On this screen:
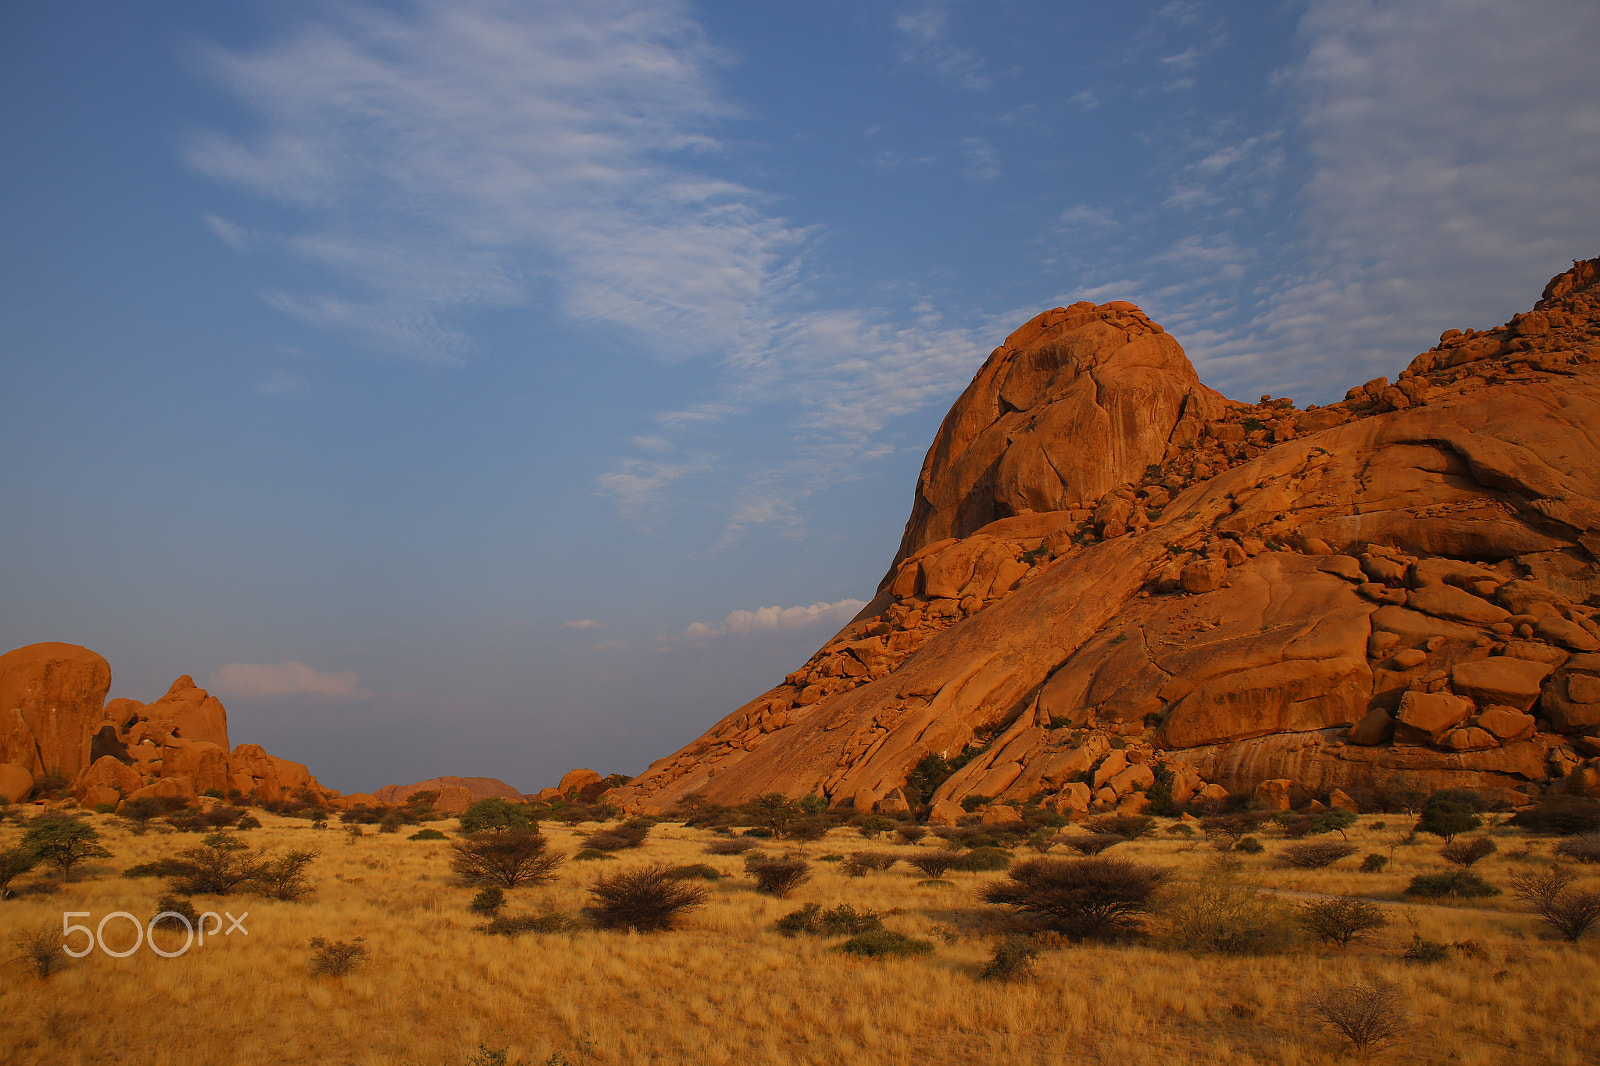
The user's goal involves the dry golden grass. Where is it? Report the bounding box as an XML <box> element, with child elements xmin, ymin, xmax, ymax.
<box><xmin>0</xmin><ymin>810</ymin><xmax>1595</xmax><ymax>1066</ymax></box>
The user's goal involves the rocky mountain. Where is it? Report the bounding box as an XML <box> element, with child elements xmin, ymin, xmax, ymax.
<box><xmin>373</xmin><ymin>775</ymin><xmax>526</xmax><ymax>813</ymax></box>
<box><xmin>612</xmin><ymin>258</ymin><xmax>1600</xmax><ymax>819</ymax></box>
<box><xmin>0</xmin><ymin>642</ymin><xmax>336</xmax><ymax>808</ymax></box>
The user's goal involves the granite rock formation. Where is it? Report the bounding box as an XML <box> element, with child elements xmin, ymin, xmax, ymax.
<box><xmin>0</xmin><ymin>642</ymin><xmax>337</xmax><ymax>809</ymax></box>
<box><xmin>613</xmin><ymin>259</ymin><xmax>1600</xmax><ymax>815</ymax></box>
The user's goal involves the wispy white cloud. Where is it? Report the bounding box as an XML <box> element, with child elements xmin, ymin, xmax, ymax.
<box><xmin>192</xmin><ymin>0</ymin><xmax>987</xmax><ymax>541</ymax></box>
<box><xmin>893</xmin><ymin>3</ymin><xmax>989</xmax><ymax>90</ymax></box>
<box><xmin>1222</xmin><ymin>0</ymin><xmax>1600</xmax><ymax>396</ymax></box>
<box><xmin>677</xmin><ymin>598</ymin><xmax>868</xmax><ymax>642</ymax></box>
<box><xmin>203</xmin><ymin>213</ymin><xmax>251</xmax><ymax>250</ymax></box>
<box><xmin>209</xmin><ymin>661</ymin><xmax>374</xmax><ymax>699</ymax></box>
<box><xmin>562</xmin><ymin>619</ymin><xmax>602</xmax><ymax>630</ymax></box>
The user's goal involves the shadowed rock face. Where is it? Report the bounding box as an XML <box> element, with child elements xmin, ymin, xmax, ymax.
<box><xmin>614</xmin><ymin>259</ymin><xmax>1600</xmax><ymax>815</ymax></box>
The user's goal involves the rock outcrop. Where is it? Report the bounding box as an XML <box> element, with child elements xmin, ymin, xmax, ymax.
<box><xmin>613</xmin><ymin>258</ymin><xmax>1600</xmax><ymax>814</ymax></box>
<box><xmin>373</xmin><ymin>775</ymin><xmax>524</xmax><ymax>813</ymax></box>
<box><xmin>0</xmin><ymin>642</ymin><xmax>338</xmax><ymax>808</ymax></box>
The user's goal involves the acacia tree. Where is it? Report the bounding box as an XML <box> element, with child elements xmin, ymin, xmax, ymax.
<box><xmin>21</xmin><ymin>814</ymin><xmax>110</xmax><ymax>880</ymax></box>
<box><xmin>450</xmin><ymin>830</ymin><xmax>563</xmax><ymax>888</ymax></box>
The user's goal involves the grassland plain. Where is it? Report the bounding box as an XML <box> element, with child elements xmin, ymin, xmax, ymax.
<box><xmin>1</xmin><ymin>809</ymin><xmax>1596</xmax><ymax>1066</ymax></box>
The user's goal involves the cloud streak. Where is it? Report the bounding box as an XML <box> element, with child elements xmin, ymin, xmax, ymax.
<box><xmin>678</xmin><ymin>598</ymin><xmax>868</xmax><ymax>642</ymax></box>
<box><xmin>209</xmin><ymin>661</ymin><xmax>374</xmax><ymax>700</ymax></box>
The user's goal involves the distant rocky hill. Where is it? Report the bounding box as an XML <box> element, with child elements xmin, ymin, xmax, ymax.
<box><xmin>612</xmin><ymin>258</ymin><xmax>1600</xmax><ymax>819</ymax></box>
<box><xmin>0</xmin><ymin>642</ymin><xmax>337</xmax><ymax>808</ymax></box>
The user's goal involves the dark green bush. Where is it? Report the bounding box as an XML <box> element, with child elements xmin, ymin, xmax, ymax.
<box><xmin>774</xmin><ymin>902</ymin><xmax>883</xmax><ymax>937</ymax></box>
<box><xmin>1401</xmin><ymin>933</ymin><xmax>1449</xmax><ymax>963</ymax></box>
<box><xmin>1359</xmin><ymin>853</ymin><xmax>1389</xmax><ymax>873</ymax></box>
<box><xmin>837</xmin><ymin>930</ymin><xmax>934</xmax><ymax>958</ymax></box>
<box><xmin>663</xmin><ymin>863</ymin><xmax>723</xmax><ymax>880</ymax></box>
<box><xmin>457</xmin><ymin>798</ymin><xmax>538</xmax><ymax>834</ymax></box>
<box><xmin>953</xmin><ymin>846</ymin><xmax>1013</xmax><ymax>872</ymax></box>
<box><xmin>478</xmin><ymin>912</ymin><xmax>573</xmax><ymax>936</ymax></box>
<box><xmin>980</xmin><ymin>856</ymin><xmax>1170</xmax><ymax>940</ymax></box>
<box><xmin>979</xmin><ymin>934</ymin><xmax>1040</xmax><ymax>981</ymax></box>
<box><xmin>470</xmin><ymin>886</ymin><xmax>506</xmax><ymax>915</ymax></box>
<box><xmin>409</xmin><ymin>828</ymin><xmax>448</xmax><ymax>841</ymax></box>
<box><xmin>1237</xmin><ymin>837</ymin><xmax>1264</xmax><ymax>855</ymax></box>
<box><xmin>1440</xmin><ymin>836</ymin><xmax>1496</xmax><ymax>868</ymax></box>
<box><xmin>1084</xmin><ymin>815</ymin><xmax>1155</xmax><ymax>839</ymax></box>
<box><xmin>1062</xmin><ymin>834</ymin><xmax>1124</xmax><ymax>856</ymax></box>
<box><xmin>1403</xmin><ymin>870</ymin><xmax>1499</xmax><ymax>899</ymax></box>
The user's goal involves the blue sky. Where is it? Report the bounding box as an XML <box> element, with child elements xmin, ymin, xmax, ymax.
<box><xmin>4</xmin><ymin>0</ymin><xmax>1598</xmax><ymax>794</ymax></box>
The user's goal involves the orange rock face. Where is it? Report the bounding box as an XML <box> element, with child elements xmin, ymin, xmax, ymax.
<box><xmin>0</xmin><ymin>643</ymin><xmax>113</xmax><ymax>779</ymax></box>
<box><xmin>614</xmin><ymin>262</ymin><xmax>1600</xmax><ymax>813</ymax></box>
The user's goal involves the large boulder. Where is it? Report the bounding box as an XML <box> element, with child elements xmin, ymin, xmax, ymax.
<box><xmin>0</xmin><ymin>763</ymin><xmax>33</xmax><ymax>803</ymax></box>
<box><xmin>0</xmin><ymin>643</ymin><xmax>113</xmax><ymax>779</ymax></box>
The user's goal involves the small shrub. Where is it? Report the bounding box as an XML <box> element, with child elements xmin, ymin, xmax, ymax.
<box><xmin>1061</xmin><ymin>834</ymin><xmax>1124</xmax><ymax>856</ymax></box>
<box><xmin>1554</xmin><ymin>833</ymin><xmax>1600</xmax><ymax>864</ymax></box>
<box><xmin>1084</xmin><ymin>815</ymin><xmax>1155</xmax><ymax>839</ymax></box>
<box><xmin>1237</xmin><ymin>837</ymin><xmax>1264</xmax><ymax>855</ymax></box>
<box><xmin>378</xmin><ymin>811</ymin><xmax>407</xmax><ymax>834</ymax></box>
<box><xmin>748</xmin><ymin>856</ymin><xmax>812</xmax><ymax>897</ymax></box>
<box><xmin>252</xmin><ymin>849</ymin><xmax>318</xmax><ymax>901</ymax></box>
<box><xmin>980</xmin><ymin>856</ymin><xmax>1169</xmax><ymax>940</ymax></box>
<box><xmin>1359</xmin><ymin>853</ymin><xmax>1389</xmax><ymax>873</ymax></box>
<box><xmin>1166</xmin><ymin>823</ymin><xmax>1195</xmax><ymax>837</ymax></box>
<box><xmin>449</xmin><ymin>830</ymin><xmax>563</xmax><ymax>888</ymax></box>
<box><xmin>236</xmin><ymin>814</ymin><xmax>262</xmax><ymax>830</ymax></box>
<box><xmin>979</xmin><ymin>934</ymin><xmax>1041</xmax><ymax>981</ymax></box>
<box><xmin>906</xmin><ymin>850</ymin><xmax>964</xmax><ymax>880</ymax></box>
<box><xmin>1440</xmin><ymin>836</ymin><xmax>1496</xmax><ymax>868</ymax></box>
<box><xmin>705</xmin><ymin>838</ymin><xmax>758</xmax><ymax>856</ymax></box>
<box><xmin>308</xmin><ymin>936</ymin><xmax>367</xmax><ymax>976</ymax></box>
<box><xmin>584</xmin><ymin>863</ymin><xmax>709</xmax><ymax>932</ymax></box>
<box><xmin>1537</xmin><ymin>890</ymin><xmax>1600</xmax><ymax>942</ymax></box>
<box><xmin>10</xmin><ymin>924</ymin><xmax>66</xmax><ymax>978</ymax></box>
<box><xmin>410</xmin><ymin>828</ymin><xmax>448</xmax><ymax>841</ymax></box>
<box><xmin>1163</xmin><ymin>878</ymin><xmax>1298</xmax><ymax>956</ymax></box>
<box><xmin>1297</xmin><ymin>896</ymin><xmax>1388</xmax><ymax>946</ymax></box>
<box><xmin>774</xmin><ymin>902</ymin><xmax>883</xmax><ymax>937</ymax></box>
<box><xmin>1403</xmin><ymin>870</ymin><xmax>1499</xmax><ymax>899</ymax></box>
<box><xmin>1510</xmin><ymin>865</ymin><xmax>1600</xmax><ymax>941</ymax></box>
<box><xmin>837</xmin><ymin>930</ymin><xmax>934</xmax><ymax>958</ymax></box>
<box><xmin>895</xmin><ymin>826</ymin><xmax>927</xmax><ymax>845</ymax></box>
<box><xmin>1279</xmin><ymin>840</ymin><xmax>1357</xmax><ymax>869</ymax></box>
<box><xmin>841</xmin><ymin>851</ymin><xmax>898</xmax><ymax>876</ymax></box>
<box><xmin>1401</xmin><ymin>933</ymin><xmax>1449</xmax><ymax>963</ymax></box>
<box><xmin>1302</xmin><ymin>980</ymin><xmax>1412</xmax><ymax>1054</ymax></box>
<box><xmin>151</xmin><ymin>894</ymin><xmax>200</xmax><ymax>931</ymax></box>
<box><xmin>478</xmin><ymin>912</ymin><xmax>573</xmax><ymax>936</ymax></box>
<box><xmin>663</xmin><ymin>863</ymin><xmax>723</xmax><ymax>881</ymax></box>
<box><xmin>470</xmin><ymin>886</ymin><xmax>506</xmax><ymax>915</ymax></box>
<box><xmin>952</xmin><ymin>846</ymin><xmax>1013</xmax><ymax>872</ymax></box>
<box><xmin>573</xmin><ymin>849</ymin><xmax>616</xmax><ymax>861</ymax></box>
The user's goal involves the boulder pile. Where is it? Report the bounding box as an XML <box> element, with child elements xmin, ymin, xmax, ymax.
<box><xmin>0</xmin><ymin>642</ymin><xmax>338</xmax><ymax>809</ymax></box>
